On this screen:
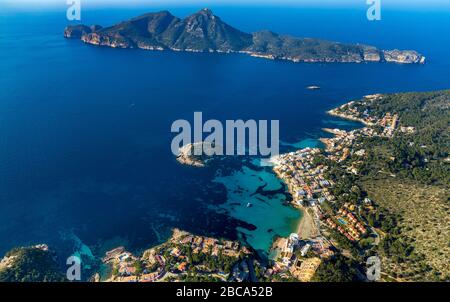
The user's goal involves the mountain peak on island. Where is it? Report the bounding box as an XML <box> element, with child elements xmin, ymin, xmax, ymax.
<box><xmin>190</xmin><ymin>8</ymin><xmax>216</xmax><ymax>21</ymax></box>
<box><xmin>186</xmin><ymin>8</ymin><xmax>215</xmax><ymax>20</ymax></box>
<box><xmin>185</xmin><ymin>8</ymin><xmax>220</xmax><ymax>27</ymax></box>
<box><xmin>64</xmin><ymin>9</ymin><xmax>425</xmax><ymax>64</ymax></box>
<box><xmin>198</xmin><ymin>8</ymin><xmax>213</xmax><ymax>15</ymax></box>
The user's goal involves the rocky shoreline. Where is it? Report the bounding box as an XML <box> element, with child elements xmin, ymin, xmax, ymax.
<box><xmin>64</xmin><ymin>9</ymin><xmax>425</xmax><ymax>65</ymax></box>
<box><xmin>326</xmin><ymin>109</ymin><xmax>374</xmax><ymax>126</ymax></box>
<box><xmin>175</xmin><ymin>142</ymin><xmax>219</xmax><ymax>167</ymax></box>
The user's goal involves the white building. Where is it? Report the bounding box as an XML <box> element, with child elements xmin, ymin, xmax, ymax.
<box><xmin>300</xmin><ymin>244</ymin><xmax>311</xmax><ymax>257</ymax></box>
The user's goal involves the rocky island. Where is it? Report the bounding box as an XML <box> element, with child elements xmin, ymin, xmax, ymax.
<box><xmin>64</xmin><ymin>8</ymin><xmax>425</xmax><ymax>64</ymax></box>
<box><xmin>176</xmin><ymin>142</ymin><xmax>220</xmax><ymax>167</ymax></box>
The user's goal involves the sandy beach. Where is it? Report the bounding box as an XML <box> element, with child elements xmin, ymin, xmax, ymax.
<box><xmin>296</xmin><ymin>208</ymin><xmax>319</xmax><ymax>239</ymax></box>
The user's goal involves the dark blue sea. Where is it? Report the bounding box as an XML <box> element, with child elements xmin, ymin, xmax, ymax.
<box><xmin>0</xmin><ymin>3</ymin><xmax>449</xmax><ymax>271</ymax></box>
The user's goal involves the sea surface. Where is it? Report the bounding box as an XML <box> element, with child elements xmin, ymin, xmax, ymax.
<box><xmin>0</xmin><ymin>4</ymin><xmax>449</xmax><ymax>272</ymax></box>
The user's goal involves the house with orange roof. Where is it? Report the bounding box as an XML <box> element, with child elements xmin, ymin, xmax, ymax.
<box><xmin>177</xmin><ymin>262</ymin><xmax>188</xmax><ymax>272</ymax></box>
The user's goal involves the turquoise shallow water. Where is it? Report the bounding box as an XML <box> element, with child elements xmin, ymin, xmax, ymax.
<box><xmin>211</xmin><ymin>137</ymin><xmax>325</xmax><ymax>253</ymax></box>
<box><xmin>213</xmin><ymin>164</ymin><xmax>301</xmax><ymax>254</ymax></box>
<box><xmin>281</xmin><ymin>138</ymin><xmax>323</xmax><ymax>149</ymax></box>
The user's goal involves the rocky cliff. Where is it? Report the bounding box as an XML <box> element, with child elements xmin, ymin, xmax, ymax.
<box><xmin>64</xmin><ymin>8</ymin><xmax>425</xmax><ymax>64</ymax></box>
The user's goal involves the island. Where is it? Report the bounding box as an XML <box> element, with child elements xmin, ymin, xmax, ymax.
<box><xmin>64</xmin><ymin>8</ymin><xmax>425</xmax><ymax>64</ymax></box>
<box><xmin>176</xmin><ymin>142</ymin><xmax>219</xmax><ymax>167</ymax></box>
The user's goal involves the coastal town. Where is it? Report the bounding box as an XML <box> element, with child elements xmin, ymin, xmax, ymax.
<box><xmin>1</xmin><ymin>91</ymin><xmax>446</xmax><ymax>283</ymax></box>
<box><xmin>98</xmin><ymin>229</ymin><xmax>258</xmax><ymax>282</ymax></box>
<box><xmin>0</xmin><ymin>0</ymin><xmax>447</xmax><ymax>287</ymax></box>
<box><xmin>92</xmin><ymin>93</ymin><xmax>415</xmax><ymax>282</ymax></box>
<box><xmin>262</xmin><ymin>93</ymin><xmax>419</xmax><ymax>281</ymax></box>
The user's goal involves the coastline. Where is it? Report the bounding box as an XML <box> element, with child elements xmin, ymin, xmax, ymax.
<box><xmin>274</xmin><ymin>100</ymin><xmax>368</xmax><ymax>245</ymax></box>
<box><xmin>326</xmin><ymin>109</ymin><xmax>373</xmax><ymax>126</ymax></box>
<box><xmin>99</xmin><ymin>228</ymin><xmax>254</xmax><ymax>282</ymax></box>
<box><xmin>64</xmin><ymin>9</ymin><xmax>426</xmax><ymax>66</ymax></box>
<box><xmin>272</xmin><ymin>174</ymin><xmax>320</xmax><ymax>242</ymax></box>
<box><xmin>295</xmin><ymin>207</ymin><xmax>319</xmax><ymax>239</ymax></box>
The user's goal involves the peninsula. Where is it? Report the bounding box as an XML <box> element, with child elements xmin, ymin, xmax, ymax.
<box><xmin>64</xmin><ymin>8</ymin><xmax>425</xmax><ymax>64</ymax></box>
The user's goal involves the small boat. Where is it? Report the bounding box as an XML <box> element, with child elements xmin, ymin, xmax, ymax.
<box><xmin>306</xmin><ymin>85</ymin><xmax>321</xmax><ymax>90</ymax></box>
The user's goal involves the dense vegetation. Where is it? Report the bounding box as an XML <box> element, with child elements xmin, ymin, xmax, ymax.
<box><xmin>312</xmin><ymin>254</ymin><xmax>361</xmax><ymax>282</ymax></box>
<box><xmin>356</xmin><ymin>90</ymin><xmax>450</xmax><ymax>185</ymax></box>
<box><xmin>65</xmin><ymin>9</ymin><xmax>423</xmax><ymax>64</ymax></box>
<box><xmin>0</xmin><ymin>247</ymin><xmax>65</xmax><ymax>282</ymax></box>
<box><xmin>325</xmin><ymin>90</ymin><xmax>449</xmax><ymax>281</ymax></box>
